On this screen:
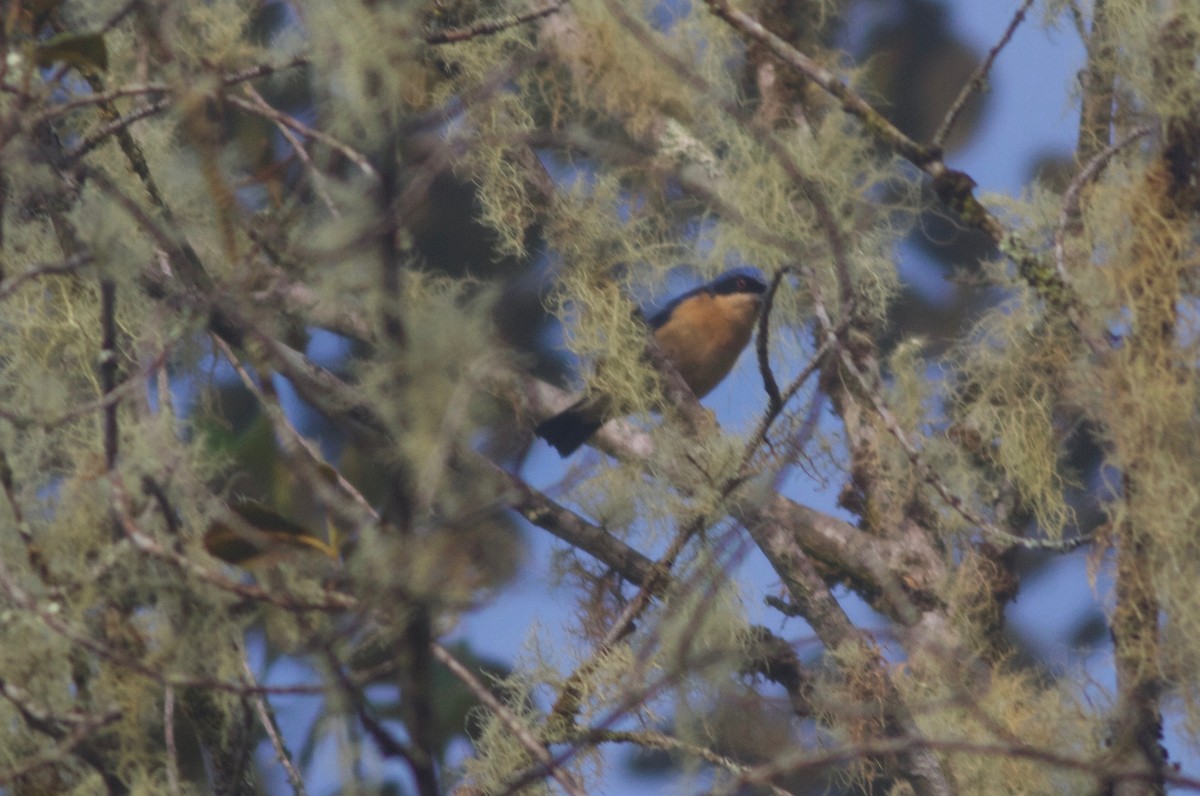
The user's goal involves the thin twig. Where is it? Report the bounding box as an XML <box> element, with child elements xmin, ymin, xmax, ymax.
<box><xmin>755</xmin><ymin>270</ymin><xmax>784</xmax><ymax>413</ymax></box>
<box><xmin>99</xmin><ymin>279</ymin><xmax>119</xmax><ymax>471</ymax></box>
<box><xmin>100</xmin><ymin>0</ymin><xmax>141</xmax><ymax>33</ymax></box>
<box><xmin>432</xmin><ymin>642</ymin><xmax>587</xmax><ymax>796</ymax></box>
<box><xmin>41</xmin><ymin>58</ymin><xmax>308</xmax><ymax>123</ymax></box>
<box><xmin>164</xmin><ymin>686</ymin><xmax>181</xmax><ymax>796</ymax></box>
<box><xmin>241</xmin><ymin>83</ymin><xmax>341</xmax><ymax>216</ymax></box>
<box><xmin>1054</xmin><ymin>123</ymin><xmax>1154</xmax><ymax>280</ymax></box>
<box><xmin>220</xmin><ymin>56</ymin><xmax>311</xmax><ymax>87</ymax></box>
<box><xmin>570</xmin><ymin>728</ymin><xmax>792</xmax><ymax>796</ymax></box>
<box><xmin>225</xmin><ymin>93</ymin><xmax>379</xmax><ymax>182</ymax></box>
<box><xmin>322</xmin><ymin>650</ymin><xmax>425</xmax><ymax>772</ymax></box>
<box><xmin>243</xmin><ymin>658</ymin><xmax>308</xmax><ymax>795</ymax></box>
<box><xmin>931</xmin><ymin>0</ymin><xmax>1035</xmax><ymax>150</ymax></box>
<box><xmin>425</xmin><ymin>0</ymin><xmax>568</xmax><ymax>44</ymax></box>
<box><xmin>211</xmin><ymin>335</ymin><xmax>377</xmax><ymax>521</ymax></box>
<box><xmin>0</xmin><ymin>252</ymin><xmax>93</xmax><ymax>300</ymax></box>
<box><xmin>740</xmin><ymin>337</ymin><xmax>830</xmax><ymax>474</ymax></box>
<box><xmin>0</xmin><ymin>342</ymin><xmax>169</xmax><ymax>431</ymax></box>
<box><xmin>66</xmin><ymin>96</ymin><xmax>171</xmax><ymax>161</ymax></box>
<box><xmin>35</xmin><ymin>83</ymin><xmax>169</xmax><ymax>120</ymax></box>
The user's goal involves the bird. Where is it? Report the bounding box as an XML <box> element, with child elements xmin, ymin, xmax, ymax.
<box><xmin>536</xmin><ymin>269</ymin><xmax>768</xmax><ymax>456</ymax></box>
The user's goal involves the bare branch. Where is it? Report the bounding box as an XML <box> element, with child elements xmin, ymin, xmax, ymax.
<box><xmin>225</xmin><ymin>93</ymin><xmax>379</xmax><ymax>183</ymax></box>
<box><xmin>0</xmin><ymin>253</ymin><xmax>93</xmax><ymax>300</ymax></box>
<box><xmin>1054</xmin><ymin>123</ymin><xmax>1154</xmax><ymax>280</ymax></box>
<box><xmin>931</xmin><ymin>0</ymin><xmax>1035</xmax><ymax>150</ymax></box>
<box><xmin>243</xmin><ymin>658</ymin><xmax>308</xmax><ymax>796</ymax></box>
<box><xmin>425</xmin><ymin>0</ymin><xmax>568</xmax><ymax>44</ymax></box>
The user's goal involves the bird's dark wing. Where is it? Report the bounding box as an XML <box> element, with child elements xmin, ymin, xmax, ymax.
<box><xmin>535</xmin><ymin>399</ymin><xmax>605</xmax><ymax>456</ymax></box>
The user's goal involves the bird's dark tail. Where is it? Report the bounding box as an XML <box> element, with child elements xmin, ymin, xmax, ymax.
<box><xmin>535</xmin><ymin>402</ymin><xmax>603</xmax><ymax>456</ymax></box>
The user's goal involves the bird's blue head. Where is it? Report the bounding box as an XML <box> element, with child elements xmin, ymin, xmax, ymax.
<box><xmin>706</xmin><ymin>268</ymin><xmax>768</xmax><ymax>298</ymax></box>
<box><xmin>648</xmin><ymin>268</ymin><xmax>768</xmax><ymax>329</ymax></box>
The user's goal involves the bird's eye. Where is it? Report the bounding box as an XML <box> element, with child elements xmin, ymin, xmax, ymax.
<box><xmin>736</xmin><ymin>278</ymin><xmax>747</xmax><ymax>290</ymax></box>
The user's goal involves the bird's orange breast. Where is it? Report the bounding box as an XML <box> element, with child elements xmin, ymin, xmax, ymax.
<box><xmin>653</xmin><ymin>292</ymin><xmax>761</xmax><ymax>398</ymax></box>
